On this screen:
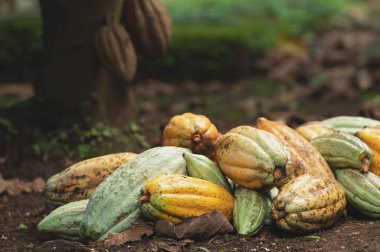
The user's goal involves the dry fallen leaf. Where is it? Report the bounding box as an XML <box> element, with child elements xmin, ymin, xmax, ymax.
<box><xmin>105</xmin><ymin>220</ymin><xmax>154</xmax><ymax>246</ymax></box>
<box><xmin>0</xmin><ymin>173</ymin><xmax>46</xmax><ymax>196</ymax></box>
<box><xmin>155</xmin><ymin>210</ymin><xmax>234</xmax><ymax>240</ymax></box>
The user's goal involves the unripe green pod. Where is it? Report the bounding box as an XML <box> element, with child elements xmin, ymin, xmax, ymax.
<box><xmin>183</xmin><ymin>152</ymin><xmax>233</xmax><ymax>194</ymax></box>
<box><xmin>334</xmin><ymin>168</ymin><xmax>380</xmax><ymax>218</ymax></box>
<box><xmin>233</xmin><ymin>188</ymin><xmax>266</xmax><ymax>236</ymax></box>
<box><xmin>37</xmin><ymin>200</ymin><xmax>88</xmax><ymax>240</ymax></box>
<box><xmin>322</xmin><ymin>116</ymin><xmax>380</xmax><ymax>135</ymax></box>
<box><xmin>262</xmin><ymin>187</ymin><xmax>278</xmax><ymax>226</ymax></box>
<box><xmin>311</xmin><ymin>132</ymin><xmax>372</xmax><ymax>172</ymax></box>
<box><xmin>263</xmin><ymin>195</ymin><xmax>274</xmax><ymax>226</ymax></box>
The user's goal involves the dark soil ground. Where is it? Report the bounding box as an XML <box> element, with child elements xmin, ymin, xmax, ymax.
<box><xmin>2</xmin><ymin>21</ymin><xmax>380</xmax><ymax>251</ymax></box>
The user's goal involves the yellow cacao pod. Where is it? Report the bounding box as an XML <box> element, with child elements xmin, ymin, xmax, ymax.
<box><xmin>215</xmin><ymin>125</ymin><xmax>293</xmax><ymax>189</ymax></box>
<box><xmin>45</xmin><ymin>152</ymin><xmax>137</xmax><ymax>205</ymax></box>
<box><xmin>140</xmin><ymin>174</ymin><xmax>234</xmax><ymax>223</ymax></box>
<box><xmin>296</xmin><ymin>121</ymin><xmax>335</xmax><ymax>141</ymax></box>
<box><xmin>272</xmin><ymin>174</ymin><xmax>346</xmax><ymax>233</ymax></box>
<box><xmin>356</xmin><ymin>127</ymin><xmax>380</xmax><ymax>176</ymax></box>
<box><xmin>162</xmin><ymin>112</ymin><xmax>220</xmax><ymax>159</ymax></box>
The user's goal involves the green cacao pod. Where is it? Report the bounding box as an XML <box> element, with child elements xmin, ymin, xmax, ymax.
<box><xmin>311</xmin><ymin>132</ymin><xmax>372</xmax><ymax>172</ymax></box>
<box><xmin>233</xmin><ymin>188</ymin><xmax>266</xmax><ymax>236</ymax></box>
<box><xmin>183</xmin><ymin>152</ymin><xmax>232</xmax><ymax>194</ymax></box>
<box><xmin>334</xmin><ymin>168</ymin><xmax>380</xmax><ymax>218</ymax></box>
<box><xmin>263</xmin><ymin>195</ymin><xmax>274</xmax><ymax>226</ymax></box>
<box><xmin>37</xmin><ymin>199</ymin><xmax>88</xmax><ymax>240</ymax></box>
<box><xmin>322</xmin><ymin>116</ymin><xmax>380</xmax><ymax>135</ymax></box>
<box><xmin>123</xmin><ymin>0</ymin><xmax>171</xmax><ymax>59</ymax></box>
<box><xmin>216</xmin><ymin>125</ymin><xmax>294</xmax><ymax>189</ymax></box>
<box><xmin>79</xmin><ymin>147</ymin><xmax>190</xmax><ymax>240</ymax></box>
<box><xmin>95</xmin><ymin>24</ymin><xmax>137</xmax><ymax>82</ymax></box>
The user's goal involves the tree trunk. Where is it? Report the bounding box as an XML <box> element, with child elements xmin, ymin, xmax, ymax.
<box><xmin>36</xmin><ymin>0</ymin><xmax>134</xmax><ymax>124</ymax></box>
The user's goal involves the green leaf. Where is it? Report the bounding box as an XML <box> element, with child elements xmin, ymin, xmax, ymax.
<box><xmin>17</xmin><ymin>223</ymin><xmax>28</xmax><ymax>231</ymax></box>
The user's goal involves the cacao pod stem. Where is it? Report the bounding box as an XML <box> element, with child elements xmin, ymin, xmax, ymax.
<box><xmin>273</xmin><ymin>209</ymin><xmax>287</xmax><ymax>220</ymax></box>
<box><xmin>140</xmin><ymin>193</ymin><xmax>150</xmax><ymax>203</ymax></box>
<box><xmin>192</xmin><ymin>133</ymin><xmax>202</xmax><ymax>145</ymax></box>
<box><xmin>274</xmin><ymin>166</ymin><xmax>287</xmax><ymax>180</ymax></box>
<box><xmin>361</xmin><ymin>157</ymin><xmax>370</xmax><ymax>173</ymax></box>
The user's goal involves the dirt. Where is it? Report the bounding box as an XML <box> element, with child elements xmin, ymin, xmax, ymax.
<box><xmin>1</xmin><ymin>193</ymin><xmax>379</xmax><ymax>251</ymax></box>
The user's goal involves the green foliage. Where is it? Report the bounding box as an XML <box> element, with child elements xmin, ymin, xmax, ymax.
<box><xmin>0</xmin><ymin>0</ymin><xmax>355</xmax><ymax>81</ymax></box>
<box><xmin>0</xmin><ymin>17</ymin><xmax>42</xmax><ymax>73</ymax></box>
<box><xmin>29</xmin><ymin>121</ymin><xmax>152</xmax><ymax>160</ymax></box>
<box><xmin>164</xmin><ymin>0</ymin><xmax>353</xmax><ymax>35</ymax></box>
<box><xmin>0</xmin><ymin>99</ymin><xmax>156</xmax><ymax>161</ymax></box>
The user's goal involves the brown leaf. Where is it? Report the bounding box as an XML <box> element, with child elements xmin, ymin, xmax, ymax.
<box><xmin>155</xmin><ymin>210</ymin><xmax>234</xmax><ymax>240</ymax></box>
<box><xmin>105</xmin><ymin>220</ymin><xmax>154</xmax><ymax>246</ymax></box>
<box><xmin>0</xmin><ymin>173</ymin><xmax>46</xmax><ymax>196</ymax></box>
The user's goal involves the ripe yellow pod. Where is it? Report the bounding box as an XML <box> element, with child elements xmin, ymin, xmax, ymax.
<box><xmin>296</xmin><ymin>121</ymin><xmax>335</xmax><ymax>141</ymax></box>
<box><xmin>45</xmin><ymin>152</ymin><xmax>137</xmax><ymax>205</ymax></box>
<box><xmin>162</xmin><ymin>112</ymin><xmax>221</xmax><ymax>159</ymax></box>
<box><xmin>140</xmin><ymin>174</ymin><xmax>234</xmax><ymax>223</ymax></box>
<box><xmin>356</xmin><ymin>127</ymin><xmax>380</xmax><ymax>176</ymax></box>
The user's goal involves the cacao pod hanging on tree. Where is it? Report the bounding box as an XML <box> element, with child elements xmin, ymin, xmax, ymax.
<box><xmin>123</xmin><ymin>0</ymin><xmax>172</xmax><ymax>59</ymax></box>
<box><xmin>94</xmin><ymin>24</ymin><xmax>138</xmax><ymax>82</ymax></box>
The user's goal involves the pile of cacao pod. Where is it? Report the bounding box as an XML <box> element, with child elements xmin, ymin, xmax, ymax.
<box><xmin>38</xmin><ymin>113</ymin><xmax>380</xmax><ymax>242</ymax></box>
<box><xmin>95</xmin><ymin>0</ymin><xmax>172</xmax><ymax>83</ymax></box>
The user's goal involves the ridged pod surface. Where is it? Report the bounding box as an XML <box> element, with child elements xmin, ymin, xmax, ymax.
<box><xmin>183</xmin><ymin>152</ymin><xmax>232</xmax><ymax>194</ymax></box>
<box><xmin>123</xmin><ymin>0</ymin><xmax>171</xmax><ymax>59</ymax></box>
<box><xmin>37</xmin><ymin>199</ymin><xmax>88</xmax><ymax>240</ymax></box>
<box><xmin>45</xmin><ymin>152</ymin><xmax>137</xmax><ymax>205</ymax></box>
<box><xmin>256</xmin><ymin>117</ymin><xmax>333</xmax><ymax>178</ymax></box>
<box><xmin>296</xmin><ymin>121</ymin><xmax>335</xmax><ymax>141</ymax></box>
<box><xmin>162</xmin><ymin>112</ymin><xmax>220</xmax><ymax>159</ymax></box>
<box><xmin>272</xmin><ymin>174</ymin><xmax>346</xmax><ymax>232</ymax></box>
<box><xmin>335</xmin><ymin>168</ymin><xmax>380</xmax><ymax>218</ymax></box>
<box><xmin>356</xmin><ymin>127</ymin><xmax>380</xmax><ymax>176</ymax></box>
<box><xmin>140</xmin><ymin>174</ymin><xmax>234</xmax><ymax>223</ymax></box>
<box><xmin>311</xmin><ymin>132</ymin><xmax>372</xmax><ymax>172</ymax></box>
<box><xmin>94</xmin><ymin>24</ymin><xmax>137</xmax><ymax>82</ymax></box>
<box><xmin>215</xmin><ymin>125</ymin><xmax>293</xmax><ymax>189</ymax></box>
<box><xmin>256</xmin><ymin>118</ymin><xmax>346</xmax><ymax>233</ymax></box>
<box><xmin>79</xmin><ymin>147</ymin><xmax>190</xmax><ymax>240</ymax></box>
<box><xmin>322</xmin><ymin>116</ymin><xmax>380</xmax><ymax>135</ymax></box>
<box><xmin>233</xmin><ymin>188</ymin><xmax>266</xmax><ymax>236</ymax></box>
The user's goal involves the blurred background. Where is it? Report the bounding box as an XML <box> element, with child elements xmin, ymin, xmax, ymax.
<box><xmin>1</xmin><ymin>0</ymin><xmax>380</xmax><ymax>172</ymax></box>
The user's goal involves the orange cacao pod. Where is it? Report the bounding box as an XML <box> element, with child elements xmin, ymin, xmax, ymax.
<box><xmin>123</xmin><ymin>0</ymin><xmax>172</xmax><ymax>59</ymax></box>
<box><xmin>94</xmin><ymin>24</ymin><xmax>137</xmax><ymax>82</ymax></box>
<box><xmin>162</xmin><ymin>112</ymin><xmax>220</xmax><ymax>159</ymax></box>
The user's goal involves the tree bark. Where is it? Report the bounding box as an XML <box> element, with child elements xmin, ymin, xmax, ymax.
<box><xmin>37</xmin><ymin>0</ymin><xmax>134</xmax><ymax>124</ymax></box>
